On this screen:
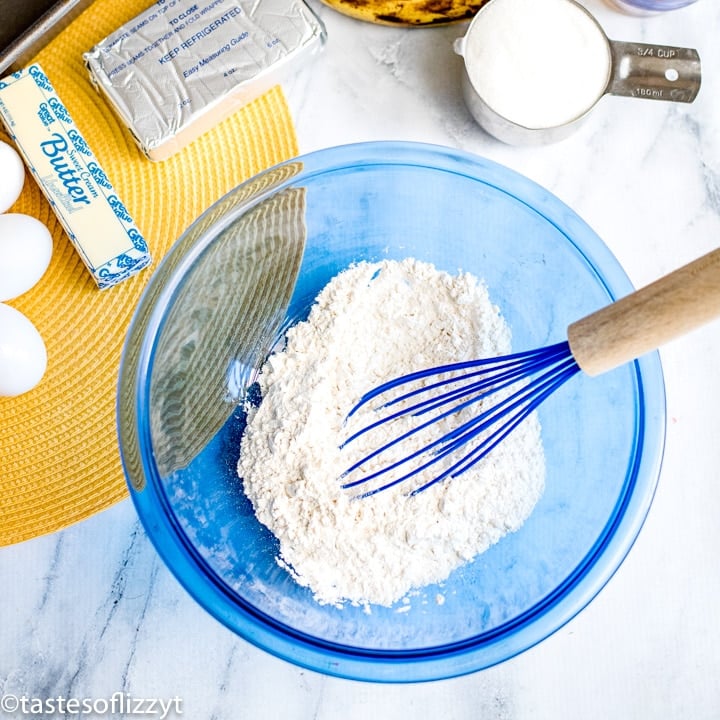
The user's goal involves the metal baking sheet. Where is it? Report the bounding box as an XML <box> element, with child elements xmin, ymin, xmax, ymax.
<box><xmin>0</xmin><ymin>0</ymin><xmax>96</xmax><ymax>76</ymax></box>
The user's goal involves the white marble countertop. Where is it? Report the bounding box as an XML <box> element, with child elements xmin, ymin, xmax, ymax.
<box><xmin>2</xmin><ymin>0</ymin><xmax>719</xmax><ymax>717</ymax></box>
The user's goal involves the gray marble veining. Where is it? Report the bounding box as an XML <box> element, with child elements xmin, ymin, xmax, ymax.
<box><xmin>2</xmin><ymin>0</ymin><xmax>719</xmax><ymax>717</ymax></box>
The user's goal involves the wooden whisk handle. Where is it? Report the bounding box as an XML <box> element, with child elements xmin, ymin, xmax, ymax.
<box><xmin>567</xmin><ymin>247</ymin><xmax>720</xmax><ymax>376</ymax></box>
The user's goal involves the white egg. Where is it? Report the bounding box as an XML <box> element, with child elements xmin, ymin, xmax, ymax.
<box><xmin>0</xmin><ymin>303</ymin><xmax>47</xmax><ymax>397</ymax></box>
<box><xmin>0</xmin><ymin>213</ymin><xmax>53</xmax><ymax>301</ymax></box>
<box><xmin>0</xmin><ymin>140</ymin><xmax>25</xmax><ymax>213</ymax></box>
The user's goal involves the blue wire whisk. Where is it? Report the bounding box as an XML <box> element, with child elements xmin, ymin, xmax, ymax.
<box><xmin>341</xmin><ymin>247</ymin><xmax>720</xmax><ymax>497</ymax></box>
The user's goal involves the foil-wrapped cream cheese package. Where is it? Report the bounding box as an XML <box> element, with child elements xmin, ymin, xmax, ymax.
<box><xmin>84</xmin><ymin>0</ymin><xmax>326</xmax><ymax>161</ymax></box>
<box><xmin>0</xmin><ymin>64</ymin><xmax>151</xmax><ymax>289</ymax></box>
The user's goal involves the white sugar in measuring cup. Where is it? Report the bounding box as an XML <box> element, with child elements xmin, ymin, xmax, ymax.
<box><xmin>454</xmin><ymin>0</ymin><xmax>701</xmax><ymax>145</ymax></box>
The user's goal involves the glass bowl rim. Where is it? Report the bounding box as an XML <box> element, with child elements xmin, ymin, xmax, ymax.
<box><xmin>117</xmin><ymin>140</ymin><xmax>666</xmax><ymax>683</ymax></box>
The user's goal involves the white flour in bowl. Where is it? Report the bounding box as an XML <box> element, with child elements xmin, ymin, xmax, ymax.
<box><xmin>238</xmin><ymin>258</ymin><xmax>545</xmax><ymax>607</ymax></box>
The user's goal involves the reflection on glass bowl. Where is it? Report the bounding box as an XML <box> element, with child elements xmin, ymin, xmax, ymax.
<box><xmin>117</xmin><ymin>141</ymin><xmax>665</xmax><ymax>682</ymax></box>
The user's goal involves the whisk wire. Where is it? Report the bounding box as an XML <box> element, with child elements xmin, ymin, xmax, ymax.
<box><xmin>423</xmin><ymin>359</ymin><xmax>580</xmax><ymax>488</ymax></box>
<box><xmin>439</xmin><ymin>355</ymin><xmax>579</xmax><ymax>452</ymax></box>
<box><xmin>413</xmin><ymin>348</ymin><xmax>574</xmax><ymax>422</ymax></box>
<box><xmin>343</xmin><ymin>342</ymin><xmax>571</xmax><ymax>448</ymax></box>
<box><xmin>380</xmin><ymin>343</ymin><xmax>570</xmax><ymax>412</ymax></box>
<box><xmin>344</xmin><ymin>356</ymin><xmax>578</xmax><ymax>497</ymax></box>
<box><xmin>347</xmin><ymin>342</ymin><xmax>570</xmax><ymax>417</ymax></box>
<box><xmin>340</xmin><ymin>369</ymin><xmax>508</xmax><ymax>452</ymax></box>
<box><xmin>341</xmin><ymin>359</ymin><xmax>547</xmax><ymax>481</ymax></box>
<box><xmin>399</xmin><ymin>360</ymin><xmax>547</xmax><ymax>420</ymax></box>
<box><xmin>341</xmin><ymin>342</ymin><xmax>580</xmax><ymax>496</ymax></box>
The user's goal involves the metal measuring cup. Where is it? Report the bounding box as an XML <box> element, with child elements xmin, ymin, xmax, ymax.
<box><xmin>454</xmin><ymin>0</ymin><xmax>701</xmax><ymax>145</ymax></box>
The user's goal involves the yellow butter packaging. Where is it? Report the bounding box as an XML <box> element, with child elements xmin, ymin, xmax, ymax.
<box><xmin>0</xmin><ymin>64</ymin><xmax>151</xmax><ymax>289</ymax></box>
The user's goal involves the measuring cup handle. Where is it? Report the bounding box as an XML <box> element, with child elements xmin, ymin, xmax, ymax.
<box><xmin>606</xmin><ymin>40</ymin><xmax>701</xmax><ymax>103</ymax></box>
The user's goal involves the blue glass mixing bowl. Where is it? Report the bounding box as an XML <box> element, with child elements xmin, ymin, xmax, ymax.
<box><xmin>117</xmin><ymin>141</ymin><xmax>665</xmax><ymax>682</ymax></box>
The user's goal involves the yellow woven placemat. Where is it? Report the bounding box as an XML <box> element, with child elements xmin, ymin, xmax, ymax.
<box><xmin>0</xmin><ymin>0</ymin><xmax>299</xmax><ymax>546</ymax></box>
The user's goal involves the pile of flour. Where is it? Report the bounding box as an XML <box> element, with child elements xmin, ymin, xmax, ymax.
<box><xmin>238</xmin><ymin>258</ymin><xmax>545</xmax><ymax>607</ymax></box>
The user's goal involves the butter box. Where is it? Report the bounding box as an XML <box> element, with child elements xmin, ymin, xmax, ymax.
<box><xmin>84</xmin><ymin>0</ymin><xmax>326</xmax><ymax>161</ymax></box>
<box><xmin>0</xmin><ymin>64</ymin><xmax>151</xmax><ymax>289</ymax></box>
